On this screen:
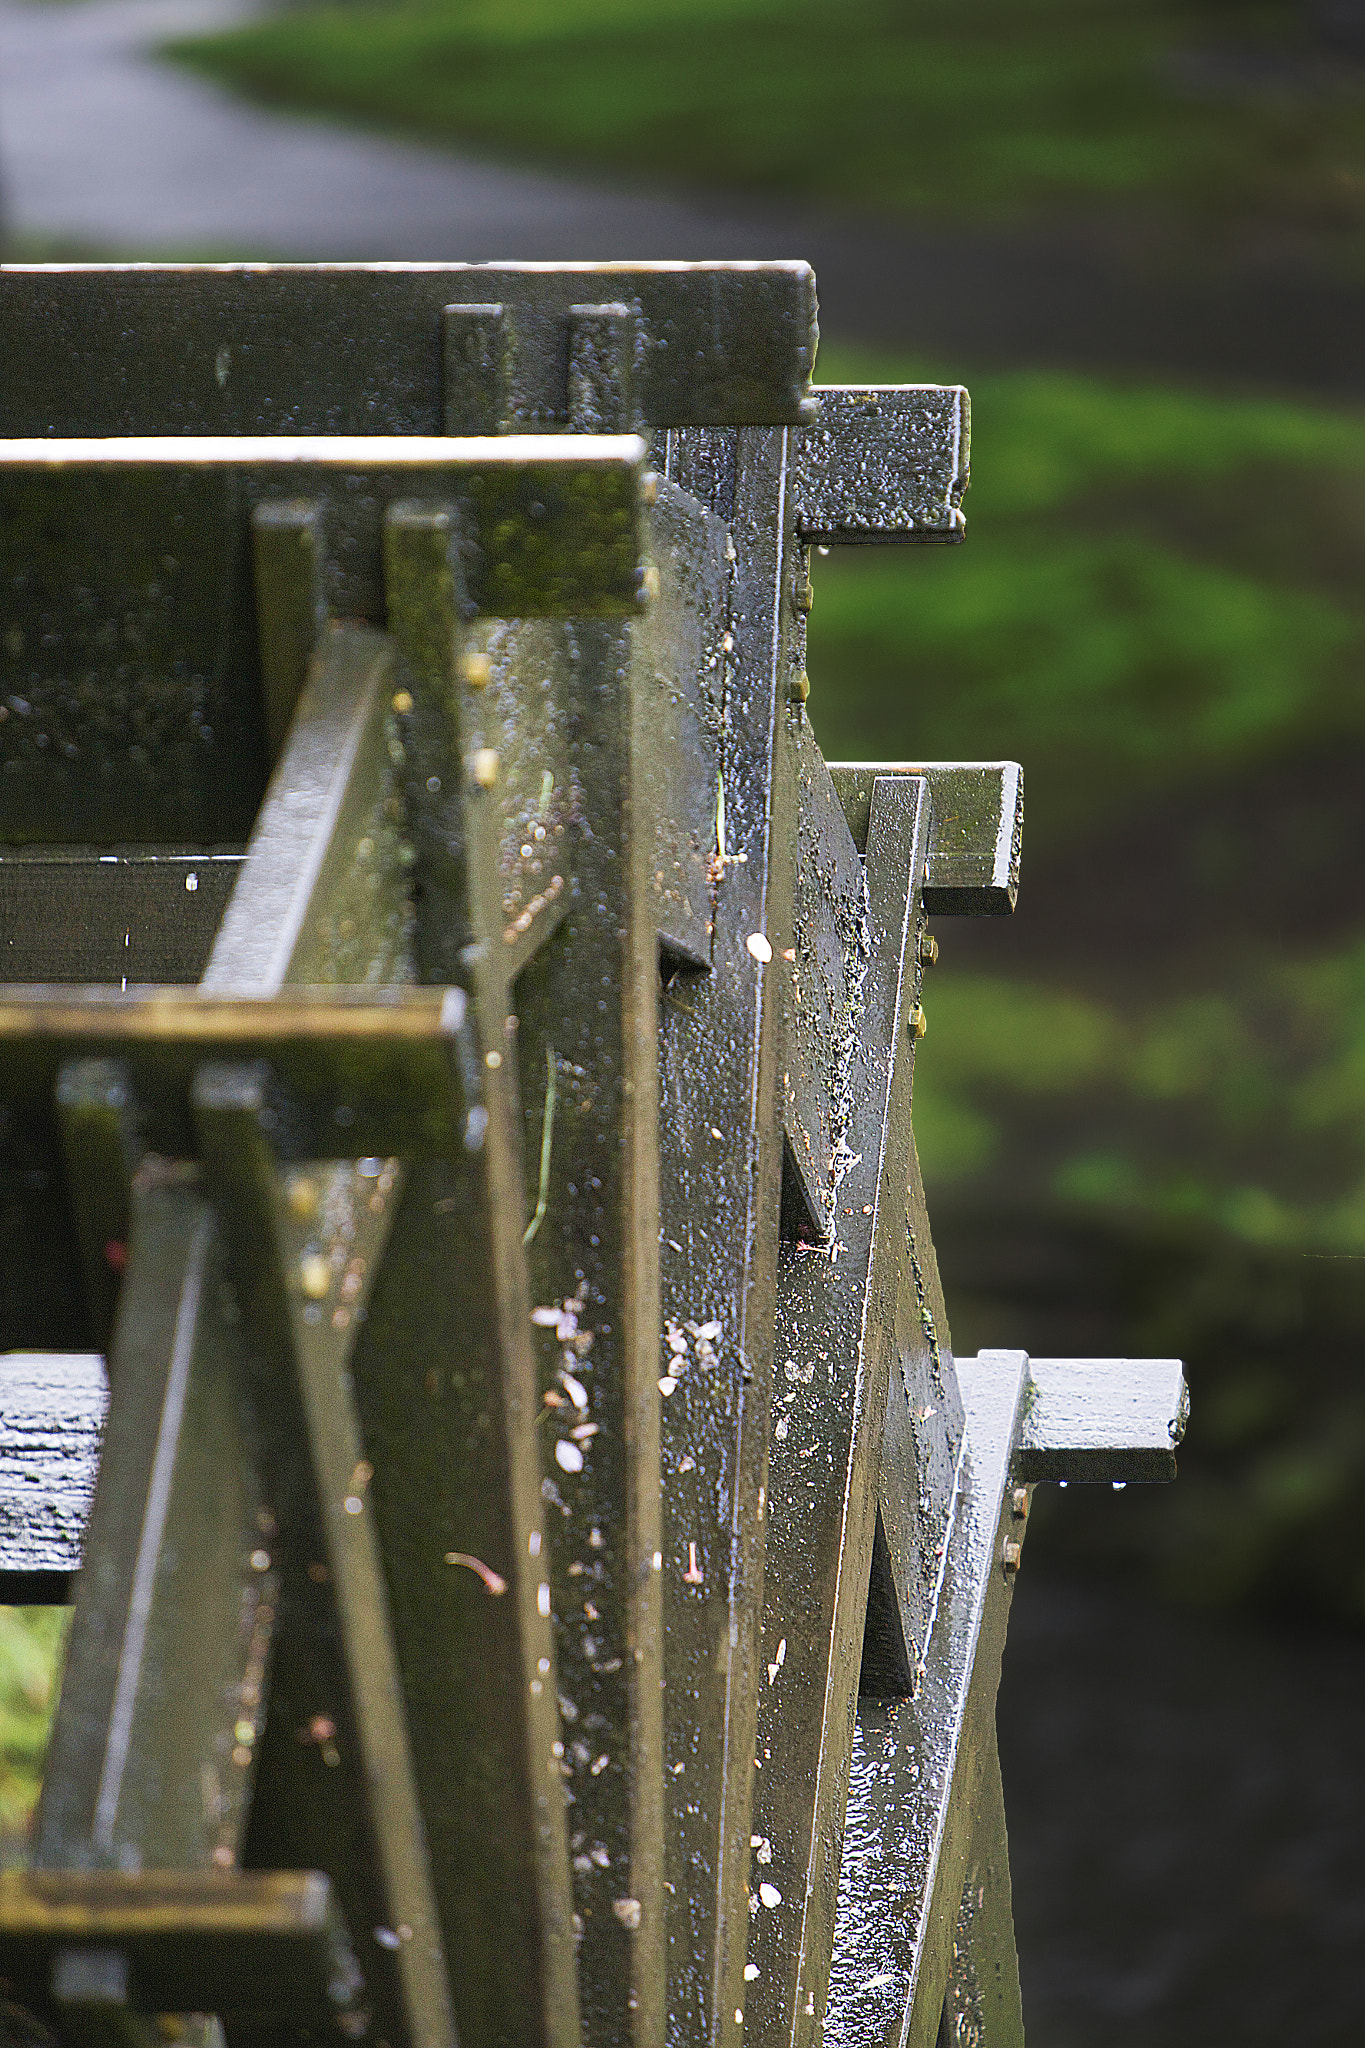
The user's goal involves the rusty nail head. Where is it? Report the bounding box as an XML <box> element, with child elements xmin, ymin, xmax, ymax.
<box><xmin>1002</xmin><ymin>1539</ymin><xmax>1023</xmax><ymax>1576</ymax></box>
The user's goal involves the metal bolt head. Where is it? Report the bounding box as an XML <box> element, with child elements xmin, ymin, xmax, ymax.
<box><xmin>641</xmin><ymin>471</ymin><xmax>660</xmax><ymax>507</ymax></box>
<box><xmin>793</xmin><ymin>576</ymin><xmax>814</xmax><ymax>614</ymax></box>
<box><xmin>908</xmin><ymin>1004</ymin><xmax>927</xmax><ymax>1040</ymax></box>
<box><xmin>390</xmin><ymin>689</ymin><xmax>414</xmax><ymax>715</ymax></box>
<box><xmin>1002</xmin><ymin>1539</ymin><xmax>1023</xmax><ymax>1576</ymax></box>
<box><xmin>470</xmin><ymin>747</ymin><xmax>500</xmax><ymax>790</ymax></box>
<box><xmin>460</xmin><ymin>650</ymin><xmax>492</xmax><ymax>690</ymax></box>
<box><xmin>917</xmin><ymin>931</ymin><xmax>939</xmax><ymax>968</ymax></box>
<box><xmin>1011</xmin><ymin>1485</ymin><xmax>1030</xmax><ymax>1520</ymax></box>
<box><xmin>790</xmin><ymin>668</ymin><xmax>811</xmax><ymax>704</ymax></box>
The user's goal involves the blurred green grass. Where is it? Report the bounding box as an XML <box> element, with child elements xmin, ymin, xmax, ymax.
<box><xmin>810</xmin><ymin>350</ymin><xmax>1365</xmax><ymax>844</ymax></box>
<box><xmin>169</xmin><ymin>0</ymin><xmax>1365</xmax><ymax>246</ymax></box>
<box><xmin>0</xmin><ymin>1609</ymin><xmax>68</xmax><ymax>1852</ymax></box>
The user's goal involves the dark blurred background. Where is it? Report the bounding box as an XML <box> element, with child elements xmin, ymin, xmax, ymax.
<box><xmin>2</xmin><ymin>1</ymin><xmax>1364</xmax><ymax>2039</ymax></box>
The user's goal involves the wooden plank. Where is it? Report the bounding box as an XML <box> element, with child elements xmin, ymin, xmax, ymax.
<box><xmin>251</xmin><ymin>499</ymin><xmax>327</xmax><ymax>758</ymax></box>
<box><xmin>653</xmin><ymin>421</ymin><xmax>802</xmax><ymax>2048</ymax></box>
<box><xmin>499</xmin><ymin>608</ymin><xmax>667</xmax><ymax>2048</ymax></box>
<box><xmin>202</xmin><ymin>624</ymin><xmax>411</xmax><ymax>993</ymax></box>
<box><xmin>1013</xmin><ymin>1355</ymin><xmax>1189</xmax><ymax>1482</ymax></box>
<box><xmin>0</xmin><ymin>436</ymin><xmax>644</xmax><ymax>843</ymax></box>
<box><xmin>32</xmin><ymin>1172</ymin><xmax>278</xmax><ymax>1887</ymax></box>
<box><xmin>779</xmin><ymin>730</ymin><xmax>877</xmax><ymax>1239</ymax></box>
<box><xmin>933</xmin><ymin>1741</ymin><xmax>1024</xmax><ymax>2048</ymax></box>
<box><xmin>0</xmin><ymin>263</ymin><xmax>817</xmax><ymax>436</ymax></box>
<box><xmin>866</xmin><ymin>1131</ymin><xmax>966</xmax><ymax>1709</ymax></box>
<box><xmin>830</xmin><ymin>763</ymin><xmax>1023</xmax><ymax>915</ymax></box>
<box><xmin>825</xmin><ymin>1353</ymin><xmax>1031</xmax><ymax>2048</ymax></box>
<box><xmin>0</xmin><ymin>997</ymin><xmax>471</xmax><ymax>1267</ymax></box>
<box><xmin>193</xmin><ymin>1072</ymin><xmax>457</xmax><ymax>2048</ymax></box>
<box><xmin>378</xmin><ymin>517</ymin><xmax>583</xmax><ymax>2048</ymax></box>
<box><xmin>451</xmin><ymin>371</ymin><xmax>686</xmax><ymax>2048</ymax></box>
<box><xmin>0</xmin><ymin>1868</ymin><xmax>365</xmax><ymax>2028</ymax></box>
<box><xmin>746</xmin><ymin>770</ymin><xmax>933</xmax><ymax>2048</ymax></box>
<box><xmin>637</xmin><ymin>483</ymin><xmax>727</xmax><ymax>970</ymax></box>
<box><xmin>791</xmin><ymin>388</ymin><xmax>969</xmax><ymax>545</ymax></box>
<box><xmin>0</xmin><ymin>855</ymin><xmax>240</xmax><ymax>986</ymax></box>
<box><xmin>0</xmin><ymin>1352</ymin><xmax>104</xmax><ymax>1597</ymax></box>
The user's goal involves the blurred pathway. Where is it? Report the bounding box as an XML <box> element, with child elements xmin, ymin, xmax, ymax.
<box><xmin>2</xmin><ymin>0</ymin><xmax>1364</xmax><ymax>392</ymax></box>
<box><xmin>0</xmin><ymin>0</ymin><xmax>783</xmax><ymax>261</ymax></box>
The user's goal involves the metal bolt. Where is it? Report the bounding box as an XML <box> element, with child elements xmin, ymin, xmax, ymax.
<box><xmin>390</xmin><ymin>689</ymin><xmax>413</xmax><ymax>715</ymax></box>
<box><xmin>793</xmin><ymin>576</ymin><xmax>814</xmax><ymax>614</ymax></box>
<box><xmin>1011</xmin><ymin>1486</ymin><xmax>1030</xmax><ymax>1520</ymax></box>
<box><xmin>641</xmin><ymin>472</ymin><xmax>660</xmax><ymax>507</ymax></box>
<box><xmin>917</xmin><ymin>931</ymin><xmax>939</xmax><ymax>968</ymax></box>
<box><xmin>1002</xmin><ymin>1539</ymin><xmax>1023</xmax><ymax>1576</ymax></box>
<box><xmin>470</xmin><ymin>748</ymin><xmax>499</xmax><ymax>789</ymax></box>
<box><xmin>908</xmin><ymin>1004</ymin><xmax>927</xmax><ymax>1040</ymax></box>
<box><xmin>790</xmin><ymin>669</ymin><xmax>810</xmax><ymax>704</ymax></box>
<box><xmin>460</xmin><ymin>650</ymin><xmax>492</xmax><ymax>690</ymax></box>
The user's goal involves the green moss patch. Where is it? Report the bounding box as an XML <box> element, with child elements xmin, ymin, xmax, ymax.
<box><xmin>169</xmin><ymin>0</ymin><xmax>1365</xmax><ymax>244</ymax></box>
